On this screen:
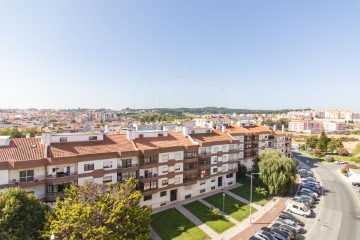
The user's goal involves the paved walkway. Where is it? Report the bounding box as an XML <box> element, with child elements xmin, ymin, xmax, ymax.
<box><xmin>175</xmin><ymin>205</ymin><xmax>219</xmax><ymax>239</ymax></box>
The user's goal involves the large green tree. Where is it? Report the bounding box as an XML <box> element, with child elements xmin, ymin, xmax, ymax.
<box><xmin>257</xmin><ymin>150</ymin><xmax>296</xmax><ymax>195</ymax></box>
<box><xmin>316</xmin><ymin>131</ymin><xmax>330</xmax><ymax>152</ymax></box>
<box><xmin>305</xmin><ymin>136</ymin><xmax>318</xmax><ymax>149</ymax></box>
<box><xmin>0</xmin><ymin>188</ymin><xmax>48</xmax><ymax>240</ymax></box>
<box><xmin>43</xmin><ymin>179</ymin><xmax>152</xmax><ymax>240</ymax></box>
<box><xmin>327</xmin><ymin>138</ymin><xmax>344</xmax><ymax>153</ymax></box>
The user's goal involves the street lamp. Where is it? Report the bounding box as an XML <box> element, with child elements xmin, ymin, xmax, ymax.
<box><xmin>250</xmin><ymin>172</ymin><xmax>261</xmax><ymax>224</ymax></box>
<box><xmin>222</xmin><ymin>193</ymin><xmax>225</xmax><ymax>212</ymax></box>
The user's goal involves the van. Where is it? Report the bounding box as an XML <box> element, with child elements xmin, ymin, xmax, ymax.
<box><xmin>285</xmin><ymin>200</ymin><xmax>311</xmax><ymax>218</ymax></box>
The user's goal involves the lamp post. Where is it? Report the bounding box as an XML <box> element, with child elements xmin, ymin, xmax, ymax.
<box><xmin>222</xmin><ymin>193</ymin><xmax>225</xmax><ymax>212</ymax></box>
<box><xmin>250</xmin><ymin>172</ymin><xmax>261</xmax><ymax>224</ymax></box>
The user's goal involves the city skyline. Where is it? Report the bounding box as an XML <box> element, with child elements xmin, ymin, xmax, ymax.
<box><xmin>1</xmin><ymin>1</ymin><xmax>360</xmax><ymax>110</ymax></box>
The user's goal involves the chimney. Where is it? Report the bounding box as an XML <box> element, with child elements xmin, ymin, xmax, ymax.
<box><xmin>273</xmin><ymin>125</ymin><xmax>277</xmax><ymax>132</ymax></box>
<box><xmin>282</xmin><ymin>125</ymin><xmax>285</xmax><ymax>133</ymax></box>
<box><xmin>126</xmin><ymin>129</ymin><xmax>135</xmax><ymax>141</ymax></box>
<box><xmin>222</xmin><ymin>125</ymin><xmax>226</xmax><ymax>133</ymax></box>
<box><xmin>182</xmin><ymin>127</ymin><xmax>189</xmax><ymax>137</ymax></box>
<box><xmin>41</xmin><ymin>132</ymin><xmax>52</xmax><ymax>145</ymax></box>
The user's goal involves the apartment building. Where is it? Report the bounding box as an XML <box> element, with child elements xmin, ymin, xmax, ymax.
<box><xmin>288</xmin><ymin>120</ymin><xmax>345</xmax><ymax>133</ymax></box>
<box><xmin>0</xmin><ymin>123</ymin><xmax>292</xmax><ymax>209</ymax></box>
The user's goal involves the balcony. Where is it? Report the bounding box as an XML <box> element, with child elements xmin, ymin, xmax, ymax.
<box><xmin>46</xmin><ymin>172</ymin><xmax>78</xmax><ymax>183</ymax></box>
<box><xmin>8</xmin><ymin>175</ymin><xmax>45</xmax><ymax>186</ymax></box>
<box><xmin>139</xmin><ymin>173</ymin><xmax>158</xmax><ymax>182</ymax></box>
<box><xmin>117</xmin><ymin>164</ymin><xmax>139</xmax><ymax>173</ymax></box>
<box><xmin>183</xmin><ymin>177</ymin><xmax>197</xmax><ymax>185</ymax></box>
<box><xmin>199</xmin><ymin>151</ymin><xmax>211</xmax><ymax>156</ymax></box>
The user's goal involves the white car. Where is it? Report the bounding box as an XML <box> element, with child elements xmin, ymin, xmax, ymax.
<box><xmin>336</xmin><ymin>160</ymin><xmax>348</xmax><ymax>165</ymax></box>
<box><xmin>285</xmin><ymin>199</ymin><xmax>311</xmax><ymax>218</ymax></box>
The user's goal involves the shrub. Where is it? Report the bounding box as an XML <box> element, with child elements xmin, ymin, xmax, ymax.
<box><xmin>207</xmin><ymin>207</ymin><xmax>220</xmax><ymax>217</ymax></box>
<box><xmin>324</xmin><ymin>155</ymin><xmax>335</xmax><ymax>162</ymax></box>
<box><xmin>233</xmin><ymin>203</ymin><xmax>240</xmax><ymax>210</ymax></box>
<box><xmin>341</xmin><ymin>168</ymin><xmax>347</xmax><ymax>174</ymax></box>
<box><xmin>177</xmin><ymin>225</ymin><xmax>185</xmax><ymax>232</ymax></box>
<box><xmin>350</xmin><ymin>156</ymin><xmax>360</xmax><ymax>163</ymax></box>
<box><xmin>313</xmin><ymin>148</ymin><xmax>322</xmax><ymax>157</ymax></box>
<box><xmin>338</xmin><ymin>148</ymin><xmax>349</xmax><ymax>156</ymax></box>
<box><xmin>344</xmin><ymin>164</ymin><xmax>357</xmax><ymax>172</ymax></box>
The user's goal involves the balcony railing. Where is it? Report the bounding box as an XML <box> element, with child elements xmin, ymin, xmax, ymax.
<box><xmin>9</xmin><ymin>175</ymin><xmax>45</xmax><ymax>184</ymax></box>
<box><xmin>139</xmin><ymin>173</ymin><xmax>158</xmax><ymax>179</ymax></box>
<box><xmin>117</xmin><ymin>163</ymin><xmax>138</xmax><ymax>168</ymax></box>
<box><xmin>199</xmin><ymin>151</ymin><xmax>211</xmax><ymax>156</ymax></box>
<box><xmin>46</xmin><ymin>172</ymin><xmax>78</xmax><ymax>179</ymax></box>
<box><xmin>183</xmin><ymin>177</ymin><xmax>197</xmax><ymax>183</ymax></box>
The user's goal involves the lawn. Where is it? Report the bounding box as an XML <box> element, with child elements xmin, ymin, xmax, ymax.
<box><xmin>151</xmin><ymin>208</ymin><xmax>210</xmax><ymax>240</ymax></box>
<box><xmin>299</xmin><ymin>149</ymin><xmax>355</xmax><ymax>162</ymax></box>
<box><xmin>183</xmin><ymin>201</ymin><xmax>235</xmax><ymax>233</ymax></box>
<box><xmin>231</xmin><ymin>177</ymin><xmax>270</xmax><ymax>205</ymax></box>
<box><xmin>203</xmin><ymin>193</ymin><xmax>256</xmax><ymax>222</ymax></box>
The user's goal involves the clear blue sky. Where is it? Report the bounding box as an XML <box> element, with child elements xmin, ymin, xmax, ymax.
<box><xmin>0</xmin><ymin>1</ymin><xmax>359</xmax><ymax>110</ymax></box>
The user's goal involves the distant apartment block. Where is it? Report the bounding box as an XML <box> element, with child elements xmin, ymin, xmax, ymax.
<box><xmin>0</xmin><ymin>123</ymin><xmax>291</xmax><ymax>209</ymax></box>
<box><xmin>288</xmin><ymin>120</ymin><xmax>345</xmax><ymax>133</ymax></box>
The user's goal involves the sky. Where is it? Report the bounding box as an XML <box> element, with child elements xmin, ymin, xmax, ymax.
<box><xmin>0</xmin><ymin>0</ymin><xmax>359</xmax><ymax>111</ymax></box>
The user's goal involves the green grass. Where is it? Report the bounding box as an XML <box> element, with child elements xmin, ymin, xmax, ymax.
<box><xmin>231</xmin><ymin>177</ymin><xmax>270</xmax><ymax>205</ymax></box>
<box><xmin>203</xmin><ymin>193</ymin><xmax>256</xmax><ymax>222</ymax></box>
<box><xmin>183</xmin><ymin>201</ymin><xmax>235</xmax><ymax>233</ymax></box>
<box><xmin>151</xmin><ymin>208</ymin><xmax>210</xmax><ymax>240</ymax></box>
<box><xmin>299</xmin><ymin>149</ymin><xmax>355</xmax><ymax>162</ymax></box>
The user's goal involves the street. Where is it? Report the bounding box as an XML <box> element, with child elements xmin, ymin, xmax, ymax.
<box><xmin>293</xmin><ymin>152</ymin><xmax>360</xmax><ymax>240</ymax></box>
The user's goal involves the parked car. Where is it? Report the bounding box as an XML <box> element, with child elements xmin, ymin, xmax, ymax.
<box><xmin>271</xmin><ymin>223</ymin><xmax>296</xmax><ymax>240</ymax></box>
<box><xmin>299</xmin><ymin>188</ymin><xmax>319</xmax><ymax>198</ymax></box>
<box><xmin>352</xmin><ymin>181</ymin><xmax>360</xmax><ymax>187</ymax></box>
<box><xmin>293</xmin><ymin>197</ymin><xmax>312</xmax><ymax>207</ymax></box>
<box><xmin>304</xmin><ymin>176</ymin><xmax>317</xmax><ymax>182</ymax></box>
<box><xmin>255</xmin><ymin>230</ymin><xmax>277</xmax><ymax>240</ymax></box>
<box><xmin>335</xmin><ymin>160</ymin><xmax>348</xmax><ymax>165</ymax></box>
<box><xmin>279</xmin><ymin>211</ymin><xmax>303</xmax><ymax>225</ymax></box>
<box><xmin>260</xmin><ymin>227</ymin><xmax>290</xmax><ymax>240</ymax></box>
<box><xmin>301</xmin><ymin>180</ymin><xmax>320</xmax><ymax>187</ymax></box>
<box><xmin>301</xmin><ymin>184</ymin><xmax>321</xmax><ymax>194</ymax></box>
<box><xmin>285</xmin><ymin>199</ymin><xmax>311</xmax><ymax>218</ymax></box>
<box><xmin>295</xmin><ymin>193</ymin><xmax>314</xmax><ymax>203</ymax></box>
<box><xmin>275</xmin><ymin>218</ymin><xmax>302</xmax><ymax>233</ymax></box>
<box><xmin>249</xmin><ymin>236</ymin><xmax>265</xmax><ymax>240</ymax></box>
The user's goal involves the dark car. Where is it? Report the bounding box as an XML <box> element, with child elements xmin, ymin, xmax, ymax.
<box><xmin>255</xmin><ymin>229</ymin><xmax>277</xmax><ymax>240</ymax></box>
<box><xmin>271</xmin><ymin>223</ymin><xmax>296</xmax><ymax>240</ymax></box>
<box><xmin>352</xmin><ymin>182</ymin><xmax>360</xmax><ymax>187</ymax></box>
<box><xmin>279</xmin><ymin>211</ymin><xmax>303</xmax><ymax>225</ymax></box>
<box><xmin>260</xmin><ymin>227</ymin><xmax>289</xmax><ymax>240</ymax></box>
<box><xmin>301</xmin><ymin>185</ymin><xmax>321</xmax><ymax>194</ymax></box>
<box><xmin>249</xmin><ymin>236</ymin><xmax>264</xmax><ymax>240</ymax></box>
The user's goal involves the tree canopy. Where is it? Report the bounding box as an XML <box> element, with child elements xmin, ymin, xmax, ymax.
<box><xmin>43</xmin><ymin>179</ymin><xmax>152</xmax><ymax>240</ymax></box>
<box><xmin>327</xmin><ymin>138</ymin><xmax>344</xmax><ymax>153</ymax></box>
<box><xmin>0</xmin><ymin>188</ymin><xmax>48</xmax><ymax>240</ymax></box>
<box><xmin>305</xmin><ymin>136</ymin><xmax>318</xmax><ymax>149</ymax></box>
<box><xmin>257</xmin><ymin>150</ymin><xmax>296</xmax><ymax>195</ymax></box>
<box><xmin>316</xmin><ymin>131</ymin><xmax>330</xmax><ymax>152</ymax></box>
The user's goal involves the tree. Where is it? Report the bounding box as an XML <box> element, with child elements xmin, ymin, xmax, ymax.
<box><xmin>352</xmin><ymin>143</ymin><xmax>360</xmax><ymax>155</ymax></box>
<box><xmin>313</xmin><ymin>148</ymin><xmax>323</xmax><ymax>157</ymax></box>
<box><xmin>305</xmin><ymin>136</ymin><xmax>318</xmax><ymax>149</ymax></box>
<box><xmin>324</xmin><ymin>155</ymin><xmax>335</xmax><ymax>162</ymax></box>
<box><xmin>327</xmin><ymin>138</ymin><xmax>344</xmax><ymax>153</ymax></box>
<box><xmin>237</xmin><ymin>163</ymin><xmax>247</xmax><ymax>178</ymax></box>
<box><xmin>316</xmin><ymin>131</ymin><xmax>329</xmax><ymax>152</ymax></box>
<box><xmin>338</xmin><ymin>147</ymin><xmax>349</xmax><ymax>156</ymax></box>
<box><xmin>43</xmin><ymin>179</ymin><xmax>152</xmax><ymax>240</ymax></box>
<box><xmin>0</xmin><ymin>188</ymin><xmax>48</xmax><ymax>240</ymax></box>
<box><xmin>257</xmin><ymin>150</ymin><xmax>296</xmax><ymax>195</ymax></box>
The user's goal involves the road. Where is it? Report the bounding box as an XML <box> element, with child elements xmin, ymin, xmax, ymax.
<box><xmin>293</xmin><ymin>151</ymin><xmax>360</xmax><ymax>240</ymax></box>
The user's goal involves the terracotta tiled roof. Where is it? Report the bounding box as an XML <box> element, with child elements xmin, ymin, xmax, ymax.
<box><xmin>226</xmin><ymin>124</ymin><xmax>252</xmax><ymax>135</ymax></box>
<box><xmin>0</xmin><ymin>138</ymin><xmax>45</xmax><ymax>162</ymax></box>
<box><xmin>48</xmin><ymin>134</ymin><xmax>136</xmax><ymax>158</ymax></box>
<box><xmin>134</xmin><ymin>132</ymin><xmax>196</xmax><ymax>151</ymax></box>
<box><xmin>274</xmin><ymin>130</ymin><xmax>292</xmax><ymax>136</ymax></box>
<box><xmin>190</xmin><ymin>129</ymin><xmax>234</xmax><ymax>146</ymax></box>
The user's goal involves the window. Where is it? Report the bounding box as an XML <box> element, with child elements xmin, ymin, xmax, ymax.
<box><xmin>144</xmin><ymin>195</ymin><xmax>152</xmax><ymax>201</ymax></box>
<box><xmin>213</xmin><ymin>147</ymin><xmax>218</xmax><ymax>152</ymax></box>
<box><xmin>185</xmin><ymin>151</ymin><xmax>197</xmax><ymax>158</ymax></box>
<box><xmin>139</xmin><ymin>134</ymin><xmax>144</xmax><ymax>138</ymax></box>
<box><xmin>222</xmin><ymin>146</ymin><xmax>226</xmax><ymax>151</ymax></box>
<box><xmin>19</xmin><ymin>170</ymin><xmax>34</xmax><ymax>182</ymax></box>
<box><xmin>160</xmin><ymin>202</ymin><xmax>166</xmax><ymax>206</ymax></box>
<box><xmin>142</xmin><ymin>181</ymin><xmax>157</xmax><ymax>191</ymax></box>
<box><xmin>60</xmin><ymin>137</ymin><xmax>67</xmax><ymax>142</ymax></box>
<box><xmin>141</xmin><ymin>155</ymin><xmax>158</xmax><ymax>164</ymax></box>
<box><xmin>213</xmin><ymin>168</ymin><xmax>218</xmax><ymax>173</ymax></box>
<box><xmin>228</xmin><ymin>182</ymin><xmax>233</xmax><ymax>185</ymax></box>
<box><xmin>122</xmin><ymin>159</ymin><xmax>132</xmax><ymax>168</ymax></box>
<box><xmin>213</xmin><ymin>157</ymin><xmax>218</xmax><ymax>163</ymax></box>
<box><xmin>89</xmin><ymin>136</ymin><xmax>97</xmax><ymax>140</ymax></box>
<box><xmin>200</xmin><ymin>180</ymin><xmax>206</xmax><ymax>185</ymax></box>
<box><xmin>174</xmin><ymin>153</ymin><xmax>181</xmax><ymax>160</ymax></box>
<box><xmin>103</xmin><ymin>161</ymin><xmax>112</xmax><ymax>169</ymax></box>
<box><xmin>84</xmin><ymin>164</ymin><xmax>94</xmax><ymax>171</ymax></box>
<box><xmin>160</xmin><ymin>191</ymin><xmax>167</xmax><ymax>197</ymax></box>
<box><xmin>200</xmin><ymin>189</ymin><xmax>205</xmax><ymax>193</ymax></box>
<box><xmin>222</xmin><ymin>156</ymin><xmax>227</xmax><ymax>161</ymax></box>
<box><xmin>162</xmin><ymin>166</ymin><xmax>168</xmax><ymax>173</ymax></box>
<box><xmin>103</xmin><ymin>176</ymin><xmax>112</xmax><ymax>184</ymax></box>
<box><xmin>158</xmin><ymin>133</ymin><xmax>163</xmax><ymax>137</ymax></box>
<box><xmin>185</xmin><ymin>194</ymin><xmax>191</xmax><ymax>199</ymax></box>
<box><xmin>211</xmin><ymin>178</ymin><xmax>215</xmax><ymax>182</ymax></box>
<box><xmin>174</xmin><ymin>165</ymin><xmax>181</xmax><ymax>171</ymax></box>
<box><xmin>162</xmin><ymin>179</ymin><xmax>168</xmax><ymax>186</ymax></box>
<box><xmin>117</xmin><ymin>171</ymin><xmax>137</xmax><ymax>182</ymax></box>
<box><xmin>221</xmin><ymin>166</ymin><xmax>226</xmax><ymax>172</ymax></box>
<box><xmin>174</xmin><ymin>177</ymin><xmax>180</xmax><ymax>183</ymax></box>
<box><xmin>162</xmin><ymin>154</ymin><xmax>169</xmax><ymax>162</ymax></box>
<box><xmin>211</xmin><ymin>186</ymin><xmax>215</xmax><ymax>190</ymax></box>
<box><xmin>226</xmin><ymin>173</ymin><xmax>233</xmax><ymax>178</ymax></box>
